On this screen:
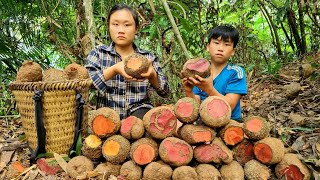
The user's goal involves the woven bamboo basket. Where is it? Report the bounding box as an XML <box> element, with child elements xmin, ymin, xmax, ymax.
<box><xmin>9</xmin><ymin>79</ymin><xmax>92</xmax><ymax>154</ymax></box>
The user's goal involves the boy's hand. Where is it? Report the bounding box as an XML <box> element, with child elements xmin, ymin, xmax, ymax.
<box><xmin>187</xmin><ymin>73</ymin><xmax>214</xmax><ymax>94</ymax></box>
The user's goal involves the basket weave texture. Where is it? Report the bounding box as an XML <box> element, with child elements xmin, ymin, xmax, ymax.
<box><xmin>10</xmin><ymin>79</ymin><xmax>92</xmax><ymax>154</ymax></box>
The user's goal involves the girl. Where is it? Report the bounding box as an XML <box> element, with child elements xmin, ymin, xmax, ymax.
<box><xmin>85</xmin><ymin>4</ymin><xmax>169</xmax><ymax>119</ymax></box>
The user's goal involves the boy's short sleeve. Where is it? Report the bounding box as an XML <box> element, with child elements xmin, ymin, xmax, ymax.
<box><xmin>225</xmin><ymin>66</ymin><xmax>247</xmax><ymax>95</ymax></box>
<box><xmin>193</xmin><ymin>86</ymin><xmax>208</xmax><ymax>101</ymax></box>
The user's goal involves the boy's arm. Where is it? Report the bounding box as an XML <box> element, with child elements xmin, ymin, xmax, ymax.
<box><xmin>207</xmin><ymin>88</ymin><xmax>241</xmax><ymax>110</ymax></box>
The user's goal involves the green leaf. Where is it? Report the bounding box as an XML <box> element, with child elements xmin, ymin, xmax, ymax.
<box><xmin>180</xmin><ymin>18</ymin><xmax>192</xmax><ymax>32</ymax></box>
<box><xmin>75</xmin><ymin>132</ymin><xmax>82</xmax><ymax>156</ymax></box>
<box><xmin>18</xmin><ymin>134</ymin><xmax>26</xmax><ymax>141</ymax></box>
<box><xmin>289</xmin><ymin>127</ymin><xmax>315</xmax><ymax>132</ymax></box>
<box><xmin>36</xmin><ymin>152</ymin><xmax>54</xmax><ymax>159</ymax></box>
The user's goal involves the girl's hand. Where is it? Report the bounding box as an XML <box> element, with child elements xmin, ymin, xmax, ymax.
<box><xmin>140</xmin><ymin>60</ymin><xmax>157</xmax><ymax>81</ymax></box>
<box><xmin>182</xmin><ymin>78</ymin><xmax>194</xmax><ymax>93</ymax></box>
<box><xmin>113</xmin><ymin>61</ymin><xmax>136</xmax><ymax>80</ymax></box>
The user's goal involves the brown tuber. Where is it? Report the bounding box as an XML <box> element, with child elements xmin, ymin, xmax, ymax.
<box><xmin>105</xmin><ymin>162</ymin><xmax>121</xmax><ymax>176</ymax></box>
<box><xmin>179</xmin><ymin>124</ymin><xmax>216</xmax><ymax>145</ymax></box>
<box><xmin>64</xmin><ymin>63</ymin><xmax>89</xmax><ymax>80</ymax></box>
<box><xmin>244</xmin><ymin>159</ymin><xmax>271</xmax><ymax>180</ymax></box>
<box><xmin>254</xmin><ymin>137</ymin><xmax>285</xmax><ymax>165</ymax></box>
<box><xmin>42</xmin><ymin>68</ymin><xmax>67</xmax><ymax>82</ymax></box>
<box><xmin>172</xmin><ymin>166</ymin><xmax>198</xmax><ymax>180</ymax></box>
<box><xmin>232</xmin><ymin>139</ymin><xmax>254</xmax><ymax>166</ymax></box>
<box><xmin>81</xmin><ymin>134</ymin><xmax>102</xmax><ymax>159</ymax></box>
<box><xmin>181</xmin><ymin>57</ymin><xmax>211</xmax><ymax>78</ymax></box>
<box><xmin>195</xmin><ymin>164</ymin><xmax>221</xmax><ymax>180</ymax></box>
<box><xmin>193</xmin><ymin>137</ymin><xmax>233</xmax><ymax>164</ymax></box>
<box><xmin>220</xmin><ymin>161</ymin><xmax>245</xmax><ymax>180</ymax></box>
<box><xmin>275</xmin><ymin>153</ymin><xmax>310</xmax><ymax>180</ymax></box>
<box><xmin>143</xmin><ymin>106</ymin><xmax>177</xmax><ymax>139</ymax></box>
<box><xmin>124</xmin><ymin>53</ymin><xmax>151</xmax><ymax>79</ymax></box>
<box><xmin>283</xmin><ymin>82</ymin><xmax>301</xmax><ymax>99</ymax></box>
<box><xmin>66</xmin><ymin>156</ymin><xmax>94</xmax><ymax>179</ymax></box>
<box><xmin>173</xmin><ymin>97</ymin><xmax>200</xmax><ymax>123</ymax></box>
<box><xmin>16</xmin><ymin>60</ymin><xmax>42</xmax><ymax>82</ymax></box>
<box><xmin>89</xmin><ymin>107</ymin><xmax>120</xmax><ymax>138</ymax></box>
<box><xmin>120</xmin><ymin>116</ymin><xmax>144</xmax><ymax>140</ymax></box>
<box><xmin>102</xmin><ymin>135</ymin><xmax>130</xmax><ymax>164</ymax></box>
<box><xmin>143</xmin><ymin>161</ymin><xmax>173</xmax><ymax>180</ymax></box>
<box><xmin>199</xmin><ymin>96</ymin><xmax>231</xmax><ymax>128</ymax></box>
<box><xmin>243</xmin><ymin>116</ymin><xmax>270</xmax><ymax>141</ymax></box>
<box><xmin>130</xmin><ymin>138</ymin><xmax>159</xmax><ymax>165</ymax></box>
<box><xmin>159</xmin><ymin>137</ymin><xmax>193</xmax><ymax>167</ymax></box>
<box><xmin>93</xmin><ymin>163</ymin><xmax>112</xmax><ymax>179</ymax></box>
<box><xmin>119</xmin><ymin>160</ymin><xmax>142</xmax><ymax>180</ymax></box>
<box><xmin>219</xmin><ymin>120</ymin><xmax>244</xmax><ymax>146</ymax></box>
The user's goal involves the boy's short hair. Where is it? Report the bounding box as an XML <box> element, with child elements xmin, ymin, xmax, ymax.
<box><xmin>207</xmin><ymin>25</ymin><xmax>239</xmax><ymax>47</ymax></box>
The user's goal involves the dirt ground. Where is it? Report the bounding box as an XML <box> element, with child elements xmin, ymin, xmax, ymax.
<box><xmin>0</xmin><ymin>52</ymin><xmax>319</xmax><ymax>179</ymax></box>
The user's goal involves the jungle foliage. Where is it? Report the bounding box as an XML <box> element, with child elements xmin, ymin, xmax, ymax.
<box><xmin>0</xmin><ymin>0</ymin><xmax>319</xmax><ymax>115</ymax></box>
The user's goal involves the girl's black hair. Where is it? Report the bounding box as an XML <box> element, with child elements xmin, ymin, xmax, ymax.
<box><xmin>207</xmin><ymin>25</ymin><xmax>239</xmax><ymax>47</ymax></box>
<box><xmin>107</xmin><ymin>4</ymin><xmax>139</xmax><ymax>28</ymax></box>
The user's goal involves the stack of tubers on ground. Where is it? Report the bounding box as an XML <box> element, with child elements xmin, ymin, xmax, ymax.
<box><xmin>15</xmin><ymin>60</ymin><xmax>89</xmax><ymax>82</ymax></box>
<box><xmin>67</xmin><ymin>96</ymin><xmax>311</xmax><ymax>180</ymax></box>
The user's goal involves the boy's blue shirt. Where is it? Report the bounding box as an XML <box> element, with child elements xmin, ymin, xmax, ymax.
<box><xmin>193</xmin><ymin>64</ymin><xmax>247</xmax><ymax>121</ymax></box>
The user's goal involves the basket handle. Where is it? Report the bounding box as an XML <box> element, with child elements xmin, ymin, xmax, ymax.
<box><xmin>69</xmin><ymin>89</ymin><xmax>85</xmax><ymax>158</ymax></box>
<box><xmin>30</xmin><ymin>90</ymin><xmax>46</xmax><ymax>163</ymax></box>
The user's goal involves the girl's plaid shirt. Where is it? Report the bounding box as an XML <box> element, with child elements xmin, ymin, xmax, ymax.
<box><xmin>85</xmin><ymin>43</ymin><xmax>170</xmax><ymax>119</ymax></box>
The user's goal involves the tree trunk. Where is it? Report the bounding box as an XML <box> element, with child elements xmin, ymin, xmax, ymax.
<box><xmin>286</xmin><ymin>8</ymin><xmax>302</xmax><ymax>55</ymax></box>
<box><xmin>160</xmin><ymin>0</ymin><xmax>190</xmax><ymax>59</ymax></box>
<box><xmin>297</xmin><ymin>0</ymin><xmax>306</xmax><ymax>55</ymax></box>
<box><xmin>280</xmin><ymin>22</ymin><xmax>295</xmax><ymax>52</ymax></box>
<box><xmin>259</xmin><ymin>2</ymin><xmax>282</xmax><ymax>56</ymax></box>
<box><xmin>83</xmin><ymin>0</ymin><xmax>96</xmax><ymax>50</ymax></box>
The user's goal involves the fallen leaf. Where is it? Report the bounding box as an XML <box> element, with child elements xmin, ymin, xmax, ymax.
<box><xmin>289</xmin><ymin>112</ymin><xmax>306</xmax><ymax>124</ymax></box>
<box><xmin>0</xmin><ymin>151</ymin><xmax>14</xmax><ymax>165</ymax></box>
<box><xmin>53</xmin><ymin>153</ymin><xmax>68</xmax><ymax>173</ymax></box>
<box><xmin>36</xmin><ymin>158</ymin><xmax>59</xmax><ymax>175</ymax></box>
<box><xmin>11</xmin><ymin>161</ymin><xmax>25</xmax><ymax>173</ymax></box>
<box><xmin>0</xmin><ymin>162</ymin><xmax>6</xmax><ymax>172</ymax></box>
<box><xmin>316</xmin><ymin>143</ymin><xmax>320</xmax><ymax>155</ymax></box>
<box><xmin>291</xmin><ymin>136</ymin><xmax>306</xmax><ymax>151</ymax></box>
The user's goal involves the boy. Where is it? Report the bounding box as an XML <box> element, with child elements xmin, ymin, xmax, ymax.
<box><xmin>182</xmin><ymin>25</ymin><xmax>247</xmax><ymax>121</ymax></box>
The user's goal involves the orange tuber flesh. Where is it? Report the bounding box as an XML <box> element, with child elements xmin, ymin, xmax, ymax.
<box><xmin>103</xmin><ymin>140</ymin><xmax>120</xmax><ymax>156</ymax></box>
<box><xmin>192</xmin><ymin>131</ymin><xmax>212</xmax><ymax>142</ymax></box>
<box><xmin>246</xmin><ymin>118</ymin><xmax>263</xmax><ymax>132</ymax></box>
<box><xmin>92</xmin><ymin>115</ymin><xmax>116</xmax><ymax>136</ymax></box>
<box><xmin>132</xmin><ymin>144</ymin><xmax>155</xmax><ymax>165</ymax></box>
<box><xmin>223</xmin><ymin>127</ymin><xmax>244</xmax><ymax>145</ymax></box>
<box><xmin>254</xmin><ymin>143</ymin><xmax>273</xmax><ymax>164</ymax></box>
